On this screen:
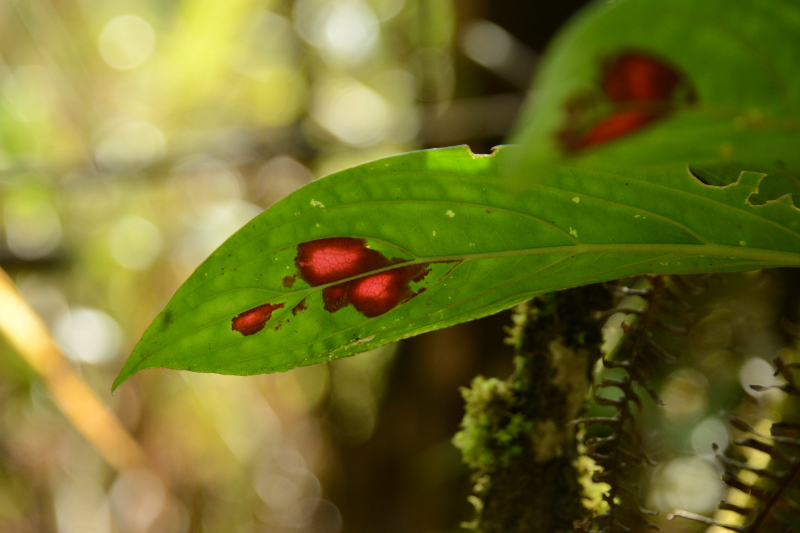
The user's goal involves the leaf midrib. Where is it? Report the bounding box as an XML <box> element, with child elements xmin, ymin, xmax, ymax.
<box><xmin>191</xmin><ymin>241</ymin><xmax>800</xmax><ymax>305</ymax></box>
<box><xmin>262</xmin><ymin>242</ymin><xmax>800</xmax><ymax>301</ymax></box>
<box><xmin>176</xmin><ymin>243</ymin><xmax>789</xmax><ymax>374</ymax></box>
<box><xmin>142</xmin><ymin>241</ymin><xmax>800</xmax><ymax>366</ymax></box>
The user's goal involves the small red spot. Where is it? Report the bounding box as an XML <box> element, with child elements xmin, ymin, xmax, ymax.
<box><xmin>282</xmin><ymin>276</ymin><xmax>296</xmax><ymax>288</ymax></box>
<box><xmin>296</xmin><ymin>237</ymin><xmax>431</xmax><ymax>318</ymax></box>
<box><xmin>571</xmin><ymin>109</ymin><xmax>659</xmax><ymax>150</ymax></box>
<box><xmin>291</xmin><ymin>298</ymin><xmax>307</xmax><ymax>316</ymax></box>
<box><xmin>602</xmin><ymin>54</ymin><xmax>682</xmax><ymax>103</ymax></box>
<box><xmin>322</xmin><ymin>283</ymin><xmax>350</xmax><ymax>313</ymax></box>
<box><xmin>410</xmin><ymin>266</ymin><xmax>431</xmax><ymax>283</ymax></box>
<box><xmin>232</xmin><ymin>303</ymin><xmax>285</xmax><ymax>336</ymax></box>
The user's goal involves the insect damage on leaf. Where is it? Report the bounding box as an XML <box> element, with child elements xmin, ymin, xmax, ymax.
<box><xmin>558</xmin><ymin>52</ymin><xmax>696</xmax><ymax>152</ymax></box>
<box><xmin>688</xmin><ymin>163</ymin><xmax>800</xmax><ymax>208</ymax></box>
<box><xmin>295</xmin><ymin>237</ymin><xmax>431</xmax><ymax>318</ymax></box>
<box><xmin>232</xmin><ymin>303</ymin><xmax>285</xmax><ymax>336</ymax></box>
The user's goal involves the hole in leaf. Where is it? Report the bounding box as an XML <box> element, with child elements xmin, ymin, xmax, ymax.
<box><xmin>689</xmin><ymin>163</ymin><xmax>800</xmax><ymax>207</ymax></box>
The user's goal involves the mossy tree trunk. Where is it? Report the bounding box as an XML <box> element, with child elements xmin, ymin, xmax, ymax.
<box><xmin>453</xmin><ymin>285</ymin><xmax>612</xmax><ymax>532</ymax></box>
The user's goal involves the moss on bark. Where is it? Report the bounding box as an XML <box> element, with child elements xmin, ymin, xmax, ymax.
<box><xmin>453</xmin><ymin>285</ymin><xmax>611</xmax><ymax>532</ymax></box>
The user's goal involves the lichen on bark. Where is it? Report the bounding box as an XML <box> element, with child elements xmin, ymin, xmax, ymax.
<box><xmin>453</xmin><ymin>285</ymin><xmax>611</xmax><ymax>532</ymax></box>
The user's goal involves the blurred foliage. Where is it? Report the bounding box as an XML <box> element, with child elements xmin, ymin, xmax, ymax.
<box><xmin>0</xmin><ymin>0</ymin><xmax>528</xmax><ymax>531</ymax></box>
<box><xmin>2</xmin><ymin>0</ymin><xmax>797</xmax><ymax>532</ymax></box>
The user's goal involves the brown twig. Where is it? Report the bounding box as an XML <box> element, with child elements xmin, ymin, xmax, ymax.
<box><xmin>0</xmin><ymin>268</ymin><xmax>150</xmax><ymax>472</ymax></box>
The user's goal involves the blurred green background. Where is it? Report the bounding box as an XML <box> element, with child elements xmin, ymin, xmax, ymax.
<box><xmin>1</xmin><ymin>0</ymin><xmax>796</xmax><ymax>532</ymax></box>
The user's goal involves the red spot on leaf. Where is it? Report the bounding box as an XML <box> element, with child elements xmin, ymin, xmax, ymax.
<box><xmin>411</xmin><ymin>266</ymin><xmax>431</xmax><ymax>283</ymax></box>
<box><xmin>282</xmin><ymin>276</ymin><xmax>296</xmax><ymax>288</ymax></box>
<box><xmin>349</xmin><ymin>266</ymin><xmax>429</xmax><ymax>318</ymax></box>
<box><xmin>295</xmin><ymin>237</ymin><xmax>431</xmax><ymax>318</ymax></box>
<box><xmin>558</xmin><ymin>51</ymin><xmax>695</xmax><ymax>152</ymax></box>
<box><xmin>322</xmin><ymin>283</ymin><xmax>350</xmax><ymax>313</ymax></box>
<box><xmin>571</xmin><ymin>109</ymin><xmax>660</xmax><ymax>151</ymax></box>
<box><xmin>296</xmin><ymin>237</ymin><xmax>388</xmax><ymax>286</ymax></box>
<box><xmin>602</xmin><ymin>54</ymin><xmax>682</xmax><ymax>103</ymax></box>
<box><xmin>291</xmin><ymin>298</ymin><xmax>307</xmax><ymax>316</ymax></box>
<box><xmin>232</xmin><ymin>303</ymin><xmax>285</xmax><ymax>336</ymax></box>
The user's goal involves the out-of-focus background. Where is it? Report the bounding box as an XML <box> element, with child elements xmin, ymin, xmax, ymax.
<box><xmin>0</xmin><ymin>0</ymin><xmax>796</xmax><ymax>531</ymax></box>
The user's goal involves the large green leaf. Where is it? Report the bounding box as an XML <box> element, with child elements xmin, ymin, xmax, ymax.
<box><xmin>113</xmin><ymin>144</ymin><xmax>800</xmax><ymax>389</ymax></box>
<box><xmin>114</xmin><ymin>0</ymin><xmax>800</xmax><ymax>389</ymax></box>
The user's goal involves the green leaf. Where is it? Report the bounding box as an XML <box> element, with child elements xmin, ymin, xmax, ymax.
<box><xmin>509</xmin><ymin>0</ymin><xmax>800</xmax><ymax>170</ymax></box>
<box><xmin>114</xmin><ymin>0</ymin><xmax>800</xmax><ymax>388</ymax></box>
<box><xmin>114</xmin><ymin>144</ymin><xmax>800</xmax><ymax>389</ymax></box>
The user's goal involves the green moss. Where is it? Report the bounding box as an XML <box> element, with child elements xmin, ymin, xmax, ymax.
<box><xmin>452</xmin><ymin>372</ymin><xmax>538</xmax><ymax>473</ymax></box>
<box><xmin>454</xmin><ymin>288</ymin><xmax>610</xmax><ymax>531</ymax></box>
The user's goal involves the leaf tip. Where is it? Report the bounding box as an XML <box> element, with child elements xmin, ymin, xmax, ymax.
<box><xmin>111</xmin><ymin>350</ymin><xmax>148</xmax><ymax>392</ymax></box>
<box><xmin>111</xmin><ymin>369</ymin><xmax>130</xmax><ymax>393</ymax></box>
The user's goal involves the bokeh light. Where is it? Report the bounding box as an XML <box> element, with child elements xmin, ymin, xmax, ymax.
<box><xmin>648</xmin><ymin>456</ymin><xmax>724</xmax><ymax>514</ymax></box>
<box><xmin>661</xmin><ymin>368</ymin><xmax>709</xmax><ymax>422</ymax></box>
<box><xmin>94</xmin><ymin>119</ymin><xmax>166</xmax><ymax>171</ymax></box>
<box><xmin>109</xmin><ymin>469</ymin><xmax>167</xmax><ymax>532</ymax></box>
<box><xmin>740</xmin><ymin>357</ymin><xmax>780</xmax><ymax>400</ymax></box>
<box><xmin>253</xmin><ymin>155</ymin><xmax>314</xmax><ymax>206</ymax></box>
<box><xmin>4</xmin><ymin>186</ymin><xmax>63</xmax><ymax>260</ymax></box>
<box><xmin>295</xmin><ymin>0</ymin><xmax>380</xmax><ymax>67</ymax></box>
<box><xmin>691</xmin><ymin>416</ymin><xmax>729</xmax><ymax>456</ymax></box>
<box><xmin>312</xmin><ymin>75</ymin><xmax>391</xmax><ymax>146</ymax></box>
<box><xmin>108</xmin><ymin>216</ymin><xmax>164</xmax><ymax>271</ymax></box>
<box><xmin>53</xmin><ymin>307</ymin><xmax>124</xmax><ymax>365</ymax></box>
<box><xmin>460</xmin><ymin>20</ymin><xmax>513</xmax><ymax>69</ymax></box>
<box><xmin>98</xmin><ymin>15</ymin><xmax>157</xmax><ymax>70</ymax></box>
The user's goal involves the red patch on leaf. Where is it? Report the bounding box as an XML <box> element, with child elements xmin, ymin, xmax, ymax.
<box><xmin>296</xmin><ymin>237</ymin><xmax>388</xmax><ymax>286</ymax></box>
<box><xmin>571</xmin><ymin>109</ymin><xmax>659</xmax><ymax>151</ymax></box>
<box><xmin>348</xmin><ymin>266</ymin><xmax>429</xmax><ymax>318</ymax></box>
<box><xmin>282</xmin><ymin>276</ymin><xmax>296</xmax><ymax>288</ymax></box>
<box><xmin>558</xmin><ymin>51</ymin><xmax>695</xmax><ymax>152</ymax></box>
<box><xmin>232</xmin><ymin>303</ymin><xmax>285</xmax><ymax>336</ymax></box>
<box><xmin>295</xmin><ymin>237</ymin><xmax>430</xmax><ymax>317</ymax></box>
<box><xmin>602</xmin><ymin>54</ymin><xmax>682</xmax><ymax>103</ymax></box>
<box><xmin>291</xmin><ymin>298</ymin><xmax>307</xmax><ymax>316</ymax></box>
<box><xmin>322</xmin><ymin>283</ymin><xmax>350</xmax><ymax>313</ymax></box>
